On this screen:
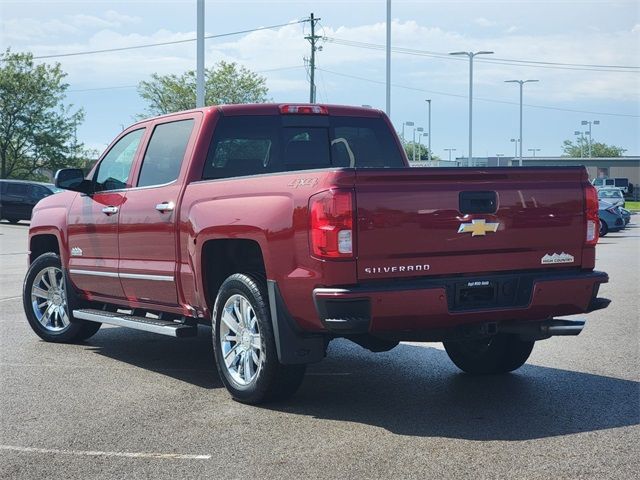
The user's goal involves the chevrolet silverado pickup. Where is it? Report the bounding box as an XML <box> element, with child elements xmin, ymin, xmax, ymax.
<box><xmin>23</xmin><ymin>103</ymin><xmax>610</xmax><ymax>404</ymax></box>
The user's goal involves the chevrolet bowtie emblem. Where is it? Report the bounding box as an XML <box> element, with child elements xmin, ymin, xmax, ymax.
<box><xmin>457</xmin><ymin>219</ymin><xmax>500</xmax><ymax>236</ymax></box>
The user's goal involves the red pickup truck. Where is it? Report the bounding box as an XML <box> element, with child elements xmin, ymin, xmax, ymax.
<box><xmin>23</xmin><ymin>103</ymin><xmax>609</xmax><ymax>404</ymax></box>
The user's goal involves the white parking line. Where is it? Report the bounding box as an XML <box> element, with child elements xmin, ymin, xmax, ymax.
<box><xmin>0</xmin><ymin>296</ymin><xmax>21</xmax><ymax>303</ymax></box>
<box><xmin>0</xmin><ymin>445</ymin><xmax>211</xmax><ymax>460</ymax></box>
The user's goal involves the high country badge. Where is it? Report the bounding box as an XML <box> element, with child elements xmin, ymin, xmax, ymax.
<box><xmin>541</xmin><ymin>252</ymin><xmax>575</xmax><ymax>264</ymax></box>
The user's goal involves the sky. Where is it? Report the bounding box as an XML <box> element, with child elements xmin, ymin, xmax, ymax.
<box><xmin>1</xmin><ymin>0</ymin><xmax>639</xmax><ymax>158</ymax></box>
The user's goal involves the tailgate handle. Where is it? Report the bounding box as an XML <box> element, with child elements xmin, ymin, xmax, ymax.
<box><xmin>459</xmin><ymin>191</ymin><xmax>497</xmax><ymax>214</ymax></box>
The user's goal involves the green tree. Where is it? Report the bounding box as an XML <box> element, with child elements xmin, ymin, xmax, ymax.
<box><xmin>0</xmin><ymin>50</ymin><xmax>86</xmax><ymax>180</ymax></box>
<box><xmin>138</xmin><ymin>61</ymin><xmax>269</xmax><ymax>117</ymax></box>
<box><xmin>403</xmin><ymin>141</ymin><xmax>440</xmax><ymax>162</ymax></box>
<box><xmin>562</xmin><ymin>137</ymin><xmax>626</xmax><ymax>157</ymax></box>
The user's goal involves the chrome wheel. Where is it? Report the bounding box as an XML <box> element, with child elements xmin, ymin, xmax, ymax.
<box><xmin>219</xmin><ymin>294</ymin><xmax>263</xmax><ymax>386</ymax></box>
<box><xmin>30</xmin><ymin>266</ymin><xmax>70</xmax><ymax>332</ymax></box>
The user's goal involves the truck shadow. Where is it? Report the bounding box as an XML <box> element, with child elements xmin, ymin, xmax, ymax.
<box><xmin>84</xmin><ymin>325</ymin><xmax>222</xmax><ymax>389</ymax></box>
<box><xmin>85</xmin><ymin>330</ymin><xmax>639</xmax><ymax>441</ymax></box>
<box><xmin>273</xmin><ymin>340</ymin><xmax>640</xmax><ymax>441</ymax></box>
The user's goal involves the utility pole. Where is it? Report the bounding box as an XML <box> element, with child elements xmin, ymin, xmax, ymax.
<box><xmin>425</xmin><ymin>99</ymin><xmax>432</xmax><ymax>163</ymax></box>
<box><xmin>450</xmin><ymin>51</ymin><xmax>494</xmax><ymax>166</ymax></box>
<box><xmin>196</xmin><ymin>0</ymin><xmax>205</xmax><ymax>108</ymax></box>
<box><xmin>305</xmin><ymin>13</ymin><xmax>322</xmax><ymax>103</ymax></box>
<box><xmin>505</xmin><ymin>79</ymin><xmax>538</xmax><ymax>166</ymax></box>
<box><xmin>386</xmin><ymin>0</ymin><xmax>391</xmax><ymax>117</ymax></box>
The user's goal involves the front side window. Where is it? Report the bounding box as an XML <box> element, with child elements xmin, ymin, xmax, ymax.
<box><xmin>30</xmin><ymin>185</ymin><xmax>51</xmax><ymax>201</ymax></box>
<box><xmin>94</xmin><ymin>129</ymin><xmax>144</xmax><ymax>192</ymax></box>
<box><xmin>138</xmin><ymin>119</ymin><xmax>194</xmax><ymax>188</ymax></box>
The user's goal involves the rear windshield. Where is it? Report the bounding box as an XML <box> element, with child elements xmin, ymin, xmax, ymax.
<box><xmin>202</xmin><ymin>114</ymin><xmax>404</xmax><ymax>180</ymax></box>
<box><xmin>598</xmin><ymin>189</ymin><xmax>623</xmax><ymax>198</ymax></box>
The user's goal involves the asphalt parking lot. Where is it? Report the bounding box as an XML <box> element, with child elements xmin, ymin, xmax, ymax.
<box><xmin>1</xmin><ymin>220</ymin><xmax>638</xmax><ymax>479</ymax></box>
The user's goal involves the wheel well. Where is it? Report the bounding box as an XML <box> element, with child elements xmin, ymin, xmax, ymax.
<box><xmin>30</xmin><ymin>235</ymin><xmax>60</xmax><ymax>263</ymax></box>
<box><xmin>201</xmin><ymin>239</ymin><xmax>266</xmax><ymax>309</ymax></box>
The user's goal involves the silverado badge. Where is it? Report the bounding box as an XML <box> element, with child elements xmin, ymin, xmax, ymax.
<box><xmin>457</xmin><ymin>219</ymin><xmax>500</xmax><ymax>236</ymax></box>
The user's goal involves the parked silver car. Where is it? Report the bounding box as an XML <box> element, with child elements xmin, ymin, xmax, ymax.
<box><xmin>598</xmin><ymin>188</ymin><xmax>625</xmax><ymax>208</ymax></box>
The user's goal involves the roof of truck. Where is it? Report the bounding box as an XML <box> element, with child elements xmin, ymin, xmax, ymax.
<box><xmin>133</xmin><ymin>103</ymin><xmax>385</xmax><ymax>126</ymax></box>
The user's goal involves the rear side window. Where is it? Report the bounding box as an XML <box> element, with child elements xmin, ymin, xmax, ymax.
<box><xmin>614</xmin><ymin>178</ymin><xmax>628</xmax><ymax>187</ymax></box>
<box><xmin>138</xmin><ymin>119</ymin><xmax>194</xmax><ymax>188</ymax></box>
<box><xmin>6</xmin><ymin>183</ymin><xmax>28</xmax><ymax>196</ymax></box>
<box><xmin>202</xmin><ymin>115</ymin><xmax>403</xmax><ymax>180</ymax></box>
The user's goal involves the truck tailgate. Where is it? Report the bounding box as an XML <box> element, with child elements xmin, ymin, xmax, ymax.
<box><xmin>355</xmin><ymin>167</ymin><xmax>587</xmax><ymax>281</ymax></box>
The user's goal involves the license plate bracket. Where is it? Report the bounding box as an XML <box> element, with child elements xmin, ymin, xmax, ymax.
<box><xmin>454</xmin><ymin>280</ymin><xmax>497</xmax><ymax>309</ymax></box>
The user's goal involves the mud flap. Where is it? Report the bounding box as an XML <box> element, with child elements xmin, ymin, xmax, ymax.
<box><xmin>267</xmin><ymin>280</ymin><xmax>325</xmax><ymax>365</ymax></box>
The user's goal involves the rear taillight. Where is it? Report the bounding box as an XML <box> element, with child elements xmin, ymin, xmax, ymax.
<box><xmin>280</xmin><ymin>104</ymin><xmax>329</xmax><ymax>115</ymax></box>
<box><xmin>309</xmin><ymin>189</ymin><xmax>354</xmax><ymax>259</ymax></box>
<box><xmin>584</xmin><ymin>184</ymin><xmax>599</xmax><ymax>246</ymax></box>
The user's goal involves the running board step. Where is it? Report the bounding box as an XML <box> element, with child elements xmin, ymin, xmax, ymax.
<box><xmin>73</xmin><ymin>309</ymin><xmax>197</xmax><ymax>338</ymax></box>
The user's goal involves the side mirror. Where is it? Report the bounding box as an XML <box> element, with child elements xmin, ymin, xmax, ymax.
<box><xmin>55</xmin><ymin>168</ymin><xmax>94</xmax><ymax>195</ymax></box>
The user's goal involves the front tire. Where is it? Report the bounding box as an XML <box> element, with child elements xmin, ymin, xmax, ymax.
<box><xmin>23</xmin><ymin>253</ymin><xmax>101</xmax><ymax>343</ymax></box>
<box><xmin>212</xmin><ymin>273</ymin><xmax>306</xmax><ymax>404</ymax></box>
<box><xmin>599</xmin><ymin>220</ymin><xmax>608</xmax><ymax>237</ymax></box>
<box><xmin>443</xmin><ymin>333</ymin><xmax>534</xmax><ymax>374</ymax></box>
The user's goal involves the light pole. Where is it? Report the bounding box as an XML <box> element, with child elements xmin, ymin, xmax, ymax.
<box><xmin>196</xmin><ymin>0</ymin><xmax>205</xmax><ymax>108</ymax></box>
<box><xmin>386</xmin><ymin>0</ymin><xmax>391</xmax><ymax>116</ymax></box>
<box><xmin>574</xmin><ymin>131</ymin><xmax>585</xmax><ymax>157</ymax></box>
<box><xmin>528</xmin><ymin>148</ymin><xmax>541</xmax><ymax>157</ymax></box>
<box><xmin>581</xmin><ymin>120</ymin><xmax>600</xmax><ymax>157</ymax></box>
<box><xmin>450</xmin><ymin>50</ymin><xmax>494</xmax><ymax>166</ymax></box>
<box><xmin>401</xmin><ymin>121</ymin><xmax>414</xmax><ymax>143</ymax></box>
<box><xmin>444</xmin><ymin>148</ymin><xmax>456</xmax><ymax>162</ymax></box>
<box><xmin>425</xmin><ymin>99</ymin><xmax>432</xmax><ymax>163</ymax></box>
<box><xmin>510</xmin><ymin>138</ymin><xmax>520</xmax><ymax>158</ymax></box>
<box><xmin>415</xmin><ymin>127</ymin><xmax>424</xmax><ymax>161</ymax></box>
<box><xmin>504</xmin><ymin>79</ymin><xmax>539</xmax><ymax>166</ymax></box>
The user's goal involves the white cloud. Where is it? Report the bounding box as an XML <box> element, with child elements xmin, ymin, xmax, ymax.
<box><xmin>4</xmin><ymin>16</ymin><xmax>638</xmax><ymax>103</ymax></box>
<box><xmin>474</xmin><ymin>17</ymin><xmax>498</xmax><ymax>28</ymax></box>
<box><xmin>0</xmin><ymin>10</ymin><xmax>141</xmax><ymax>43</ymax></box>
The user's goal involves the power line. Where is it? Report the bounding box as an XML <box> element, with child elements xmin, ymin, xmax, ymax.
<box><xmin>66</xmin><ymin>65</ymin><xmax>306</xmax><ymax>93</ymax></box>
<box><xmin>325</xmin><ymin>37</ymin><xmax>640</xmax><ymax>73</ymax></box>
<box><xmin>315</xmin><ymin>67</ymin><xmax>640</xmax><ymax>118</ymax></box>
<box><xmin>32</xmin><ymin>20</ymin><xmax>309</xmax><ymax>60</ymax></box>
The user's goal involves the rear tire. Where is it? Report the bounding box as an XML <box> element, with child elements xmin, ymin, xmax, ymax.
<box><xmin>443</xmin><ymin>333</ymin><xmax>534</xmax><ymax>374</ymax></box>
<box><xmin>23</xmin><ymin>253</ymin><xmax>101</xmax><ymax>343</ymax></box>
<box><xmin>212</xmin><ymin>273</ymin><xmax>306</xmax><ymax>404</ymax></box>
<box><xmin>6</xmin><ymin>217</ymin><xmax>20</xmax><ymax>224</ymax></box>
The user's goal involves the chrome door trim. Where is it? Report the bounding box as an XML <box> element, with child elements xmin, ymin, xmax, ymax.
<box><xmin>69</xmin><ymin>269</ymin><xmax>119</xmax><ymax>278</ymax></box>
<box><xmin>119</xmin><ymin>272</ymin><xmax>174</xmax><ymax>282</ymax></box>
<box><xmin>70</xmin><ymin>269</ymin><xmax>173</xmax><ymax>282</ymax></box>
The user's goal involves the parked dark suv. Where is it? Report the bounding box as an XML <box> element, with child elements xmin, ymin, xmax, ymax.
<box><xmin>0</xmin><ymin>180</ymin><xmax>61</xmax><ymax>224</ymax></box>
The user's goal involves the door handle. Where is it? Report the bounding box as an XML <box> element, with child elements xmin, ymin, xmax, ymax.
<box><xmin>102</xmin><ymin>206</ymin><xmax>119</xmax><ymax>215</ymax></box>
<box><xmin>155</xmin><ymin>201</ymin><xmax>175</xmax><ymax>213</ymax></box>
